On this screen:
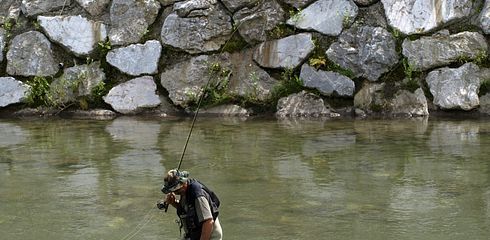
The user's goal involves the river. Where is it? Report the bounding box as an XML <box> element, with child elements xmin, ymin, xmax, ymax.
<box><xmin>0</xmin><ymin>117</ymin><xmax>489</xmax><ymax>240</ymax></box>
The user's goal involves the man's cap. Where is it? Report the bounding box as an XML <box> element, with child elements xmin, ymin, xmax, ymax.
<box><xmin>161</xmin><ymin>169</ymin><xmax>189</xmax><ymax>194</ymax></box>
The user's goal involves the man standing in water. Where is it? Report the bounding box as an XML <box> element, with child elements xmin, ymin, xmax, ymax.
<box><xmin>160</xmin><ymin>169</ymin><xmax>223</xmax><ymax>240</ymax></box>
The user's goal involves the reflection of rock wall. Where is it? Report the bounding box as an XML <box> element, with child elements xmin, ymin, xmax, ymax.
<box><xmin>2</xmin><ymin>1</ymin><xmax>490</xmax><ymax>118</ymax></box>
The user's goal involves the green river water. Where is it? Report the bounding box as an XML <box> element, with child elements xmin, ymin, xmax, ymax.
<box><xmin>0</xmin><ymin>117</ymin><xmax>489</xmax><ymax>240</ymax></box>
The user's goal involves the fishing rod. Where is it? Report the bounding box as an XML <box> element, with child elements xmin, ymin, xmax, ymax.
<box><xmin>159</xmin><ymin>74</ymin><xmax>215</xmax><ymax>212</ymax></box>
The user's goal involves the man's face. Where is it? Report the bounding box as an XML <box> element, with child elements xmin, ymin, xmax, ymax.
<box><xmin>173</xmin><ymin>184</ymin><xmax>186</xmax><ymax>195</ymax></box>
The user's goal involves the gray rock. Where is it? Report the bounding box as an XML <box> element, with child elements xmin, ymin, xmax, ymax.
<box><xmin>0</xmin><ymin>77</ymin><xmax>30</xmax><ymax>108</ymax></box>
<box><xmin>402</xmin><ymin>31</ymin><xmax>488</xmax><ymax>71</ymax></box>
<box><xmin>49</xmin><ymin>61</ymin><xmax>106</xmax><ymax>106</ymax></box>
<box><xmin>426</xmin><ymin>63</ymin><xmax>481</xmax><ymax>110</ymax></box>
<box><xmin>227</xmin><ymin>49</ymin><xmax>279</xmax><ymax>101</ymax></box>
<box><xmin>282</xmin><ymin>0</ymin><xmax>315</xmax><ymax>9</ymax></box>
<box><xmin>104</xmin><ymin>76</ymin><xmax>161</xmax><ymax>114</ymax></box>
<box><xmin>300</xmin><ymin>64</ymin><xmax>355</xmax><ymax>97</ymax></box>
<box><xmin>276</xmin><ymin>90</ymin><xmax>332</xmax><ymax>118</ymax></box>
<box><xmin>161</xmin><ymin>2</ymin><xmax>232</xmax><ymax>54</ymax></box>
<box><xmin>326</xmin><ymin>26</ymin><xmax>398</xmax><ymax>81</ymax></box>
<box><xmin>233</xmin><ymin>0</ymin><xmax>285</xmax><ymax>44</ymax></box>
<box><xmin>480</xmin><ymin>0</ymin><xmax>490</xmax><ymax>34</ymax></box>
<box><xmin>6</xmin><ymin>31</ymin><xmax>58</xmax><ymax>77</ymax></box>
<box><xmin>0</xmin><ymin>29</ymin><xmax>6</xmax><ymax>62</ymax></box>
<box><xmin>201</xmin><ymin>104</ymin><xmax>251</xmax><ymax>117</ymax></box>
<box><xmin>109</xmin><ymin>0</ymin><xmax>160</xmax><ymax>46</ymax></box>
<box><xmin>389</xmin><ymin>88</ymin><xmax>429</xmax><ymax>117</ymax></box>
<box><xmin>221</xmin><ymin>0</ymin><xmax>258</xmax><ymax>12</ymax></box>
<box><xmin>253</xmin><ymin>33</ymin><xmax>315</xmax><ymax>69</ymax></box>
<box><xmin>75</xmin><ymin>0</ymin><xmax>111</xmax><ymax>16</ymax></box>
<box><xmin>160</xmin><ymin>54</ymin><xmax>232</xmax><ymax>107</ymax></box>
<box><xmin>480</xmin><ymin>93</ymin><xmax>490</xmax><ymax>115</ymax></box>
<box><xmin>381</xmin><ymin>0</ymin><xmax>473</xmax><ymax>35</ymax></box>
<box><xmin>106</xmin><ymin>40</ymin><xmax>162</xmax><ymax>76</ymax></box>
<box><xmin>353</xmin><ymin>82</ymin><xmax>385</xmax><ymax>111</ymax></box>
<box><xmin>286</xmin><ymin>0</ymin><xmax>358</xmax><ymax>36</ymax></box>
<box><xmin>38</xmin><ymin>15</ymin><xmax>107</xmax><ymax>57</ymax></box>
<box><xmin>354</xmin><ymin>0</ymin><xmax>379</xmax><ymax>6</ymax></box>
<box><xmin>0</xmin><ymin>0</ymin><xmax>21</xmax><ymax>24</ymax></box>
<box><xmin>356</xmin><ymin>1</ymin><xmax>388</xmax><ymax>28</ymax></box>
<box><xmin>21</xmin><ymin>0</ymin><xmax>71</xmax><ymax>17</ymax></box>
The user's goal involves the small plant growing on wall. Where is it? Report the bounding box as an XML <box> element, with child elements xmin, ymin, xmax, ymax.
<box><xmin>25</xmin><ymin>76</ymin><xmax>52</xmax><ymax>107</ymax></box>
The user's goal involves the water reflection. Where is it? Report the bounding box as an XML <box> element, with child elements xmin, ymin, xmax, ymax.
<box><xmin>105</xmin><ymin>117</ymin><xmax>164</xmax><ymax>176</ymax></box>
<box><xmin>0</xmin><ymin>118</ymin><xmax>489</xmax><ymax>240</ymax></box>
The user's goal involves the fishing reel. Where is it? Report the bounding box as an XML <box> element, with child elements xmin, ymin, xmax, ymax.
<box><xmin>157</xmin><ymin>200</ymin><xmax>169</xmax><ymax>212</ymax></box>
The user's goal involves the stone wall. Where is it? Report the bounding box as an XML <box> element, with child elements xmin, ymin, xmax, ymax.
<box><xmin>1</xmin><ymin>0</ymin><xmax>490</xmax><ymax>119</ymax></box>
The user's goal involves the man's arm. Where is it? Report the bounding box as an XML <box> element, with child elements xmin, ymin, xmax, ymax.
<box><xmin>196</xmin><ymin>196</ymin><xmax>215</xmax><ymax>240</ymax></box>
<box><xmin>200</xmin><ymin>218</ymin><xmax>214</xmax><ymax>240</ymax></box>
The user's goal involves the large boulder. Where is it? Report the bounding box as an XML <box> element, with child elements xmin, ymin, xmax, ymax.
<box><xmin>426</xmin><ymin>63</ymin><xmax>481</xmax><ymax>110</ymax></box>
<box><xmin>21</xmin><ymin>0</ymin><xmax>71</xmax><ymax>17</ymax></box>
<box><xmin>299</xmin><ymin>64</ymin><xmax>355</xmax><ymax>97</ymax></box>
<box><xmin>276</xmin><ymin>90</ymin><xmax>334</xmax><ymax>118</ymax></box>
<box><xmin>6</xmin><ymin>31</ymin><xmax>58</xmax><ymax>77</ymax></box>
<box><xmin>286</xmin><ymin>0</ymin><xmax>358</xmax><ymax>36</ymax></box>
<box><xmin>75</xmin><ymin>0</ymin><xmax>111</xmax><ymax>16</ymax></box>
<box><xmin>253</xmin><ymin>33</ymin><xmax>315</xmax><ymax>69</ymax></box>
<box><xmin>227</xmin><ymin>49</ymin><xmax>279</xmax><ymax>101</ymax></box>
<box><xmin>353</xmin><ymin>82</ymin><xmax>385</xmax><ymax>112</ymax></box>
<box><xmin>327</xmin><ymin>26</ymin><xmax>398</xmax><ymax>81</ymax></box>
<box><xmin>106</xmin><ymin>40</ymin><xmax>162</xmax><ymax>76</ymax></box>
<box><xmin>389</xmin><ymin>88</ymin><xmax>429</xmax><ymax>117</ymax></box>
<box><xmin>37</xmin><ymin>15</ymin><xmax>107</xmax><ymax>57</ymax></box>
<box><xmin>402</xmin><ymin>31</ymin><xmax>488</xmax><ymax>71</ymax></box>
<box><xmin>49</xmin><ymin>61</ymin><xmax>106</xmax><ymax>106</ymax></box>
<box><xmin>233</xmin><ymin>0</ymin><xmax>285</xmax><ymax>44</ymax></box>
<box><xmin>160</xmin><ymin>54</ymin><xmax>232</xmax><ymax>107</ymax></box>
<box><xmin>0</xmin><ymin>77</ymin><xmax>30</xmax><ymax>108</ymax></box>
<box><xmin>161</xmin><ymin>0</ymin><xmax>233</xmax><ymax>54</ymax></box>
<box><xmin>103</xmin><ymin>76</ymin><xmax>161</xmax><ymax>114</ymax></box>
<box><xmin>381</xmin><ymin>0</ymin><xmax>474</xmax><ymax>35</ymax></box>
<box><xmin>109</xmin><ymin>0</ymin><xmax>160</xmax><ymax>46</ymax></box>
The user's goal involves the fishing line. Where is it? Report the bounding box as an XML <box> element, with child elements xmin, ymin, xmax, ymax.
<box><xmin>119</xmin><ymin>206</ymin><xmax>157</xmax><ymax>240</ymax></box>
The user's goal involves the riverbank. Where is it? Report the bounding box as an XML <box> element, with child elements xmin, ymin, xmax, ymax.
<box><xmin>2</xmin><ymin>1</ymin><xmax>490</xmax><ymax>119</ymax></box>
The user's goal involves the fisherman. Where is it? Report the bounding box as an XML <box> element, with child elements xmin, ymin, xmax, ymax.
<box><xmin>160</xmin><ymin>169</ymin><xmax>222</xmax><ymax>240</ymax></box>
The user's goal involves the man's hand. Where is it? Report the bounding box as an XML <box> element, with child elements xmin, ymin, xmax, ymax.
<box><xmin>165</xmin><ymin>192</ymin><xmax>176</xmax><ymax>204</ymax></box>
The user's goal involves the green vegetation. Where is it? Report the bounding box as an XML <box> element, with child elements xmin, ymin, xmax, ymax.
<box><xmin>309</xmin><ymin>56</ymin><xmax>327</xmax><ymax>69</ymax></box>
<box><xmin>25</xmin><ymin>76</ymin><xmax>52</xmax><ymax>107</ymax></box>
<box><xmin>267</xmin><ymin>68</ymin><xmax>304</xmax><ymax>106</ymax></box>
<box><xmin>268</xmin><ymin>24</ymin><xmax>296</xmax><ymax>39</ymax></box>
<box><xmin>97</xmin><ymin>38</ymin><xmax>112</xmax><ymax>56</ymax></box>
<box><xmin>474</xmin><ymin>50</ymin><xmax>490</xmax><ymax>67</ymax></box>
<box><xmin>196</xmin><ymin>62</ymin><xmax>234</xmax><ymax>107</ymax></box>
<box><xmin>288</xmin><ymin>9</ymin><xmax>303</xmax><ymax>25</ymax></box>
<box><xmin>402</xmin><ymin>58</ymin><xmax>414</xmax><ymax>80</ymax></box>
<box><xmin>24</xmin><ymin>70</ymin><xmax>109</xmax><ymax>111</ymax></box>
